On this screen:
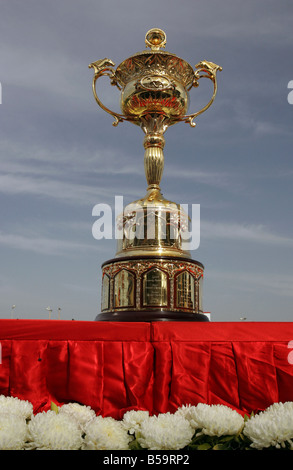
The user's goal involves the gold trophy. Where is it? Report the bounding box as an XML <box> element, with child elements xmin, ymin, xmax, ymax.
<box><xmin>89</xmin><ymin>28</ymin><xmax>221</xmax><ymax>321</ymax></box>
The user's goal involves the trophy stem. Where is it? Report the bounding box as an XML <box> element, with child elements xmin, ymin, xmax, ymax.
<box><xmin>143</xmin><ymin>133</ymin><xmax>165</xmax><ymax>189</ymax></box>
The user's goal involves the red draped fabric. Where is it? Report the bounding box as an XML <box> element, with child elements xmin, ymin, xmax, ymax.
<box><xmin>1</xmin><ymin>320</ymin><xmax>293</xmax><ymax>419</ymax></box>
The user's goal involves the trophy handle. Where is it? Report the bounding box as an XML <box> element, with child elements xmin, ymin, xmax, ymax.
<box><xmin>89</xmin><ymin>58</ymin><xmax>128</xmax><ymax>127</ymax></box>
<box><xmin>181</xmin><ymin>61</ymin><xmax>222</xmax><ymax>127</ymax></box>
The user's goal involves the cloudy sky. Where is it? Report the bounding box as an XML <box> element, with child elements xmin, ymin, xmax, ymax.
<box><xmin>0</xmin><ymin>0</ymin><xmax>293</xmax><ymax>321</ymax></box>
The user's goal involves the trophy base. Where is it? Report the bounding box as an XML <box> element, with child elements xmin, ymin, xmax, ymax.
<box><xmin>95</xmin><ymin>310</ymin><xmax>209</xmax><ymax>322</ymax></box>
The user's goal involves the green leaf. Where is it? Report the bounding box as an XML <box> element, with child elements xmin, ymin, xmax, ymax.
<box><xmin>50</xmin><ymin>401</ymin><xmax>59</xmax><ymax>414</ymax></box>
<box><xmin>186</xmin><ymin>444</ymin><xmax>199</xmax><ymax>450</ymax></box>
<box><xmin>129</xmin><ymin>439</ymin><xmax>143</xmax><ymax>450</ymax></box>
<box><xmin>213</xmin><ymin>443</ymin><xmax>229</xmax><ymax>450</ymax></box>
<box><xmin>197</xmin><ymin>443</ymin><xmax>212</xmax><ymax>450</ymax></box>
<box><xmin>219</xmin><ymin>436</ymin><xmax>234</xmax><ymax>442</ymax></box>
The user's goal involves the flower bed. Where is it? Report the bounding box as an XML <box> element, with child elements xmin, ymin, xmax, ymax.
<box><xmin>1</xmin><ymin>395</ymin><xmax>293</xmax><ymax>450</ymax></box>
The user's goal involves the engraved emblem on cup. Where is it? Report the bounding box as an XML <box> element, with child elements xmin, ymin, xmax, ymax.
<box><xmin>140</xmin><ymin>76</ymin><xmax>172</xmax><ymax>91</ymax></box>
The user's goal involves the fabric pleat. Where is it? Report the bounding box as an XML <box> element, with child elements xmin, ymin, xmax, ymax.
<box><xmin>1</xmin><ymin>320</ymin><xmax>293</xmax><ymax>417</ymax></box>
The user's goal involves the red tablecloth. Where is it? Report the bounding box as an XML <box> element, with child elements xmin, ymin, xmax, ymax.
<box><xmin>1</xmin><ymin>320</ymin><xmax>293</xmax><ymax>419</ymax></box>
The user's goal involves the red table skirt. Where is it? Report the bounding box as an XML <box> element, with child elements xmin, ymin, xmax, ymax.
<box><xmin>1</xmin><ymin>320</ymin><xmax>293</xmax><ymax>419</ymax></box>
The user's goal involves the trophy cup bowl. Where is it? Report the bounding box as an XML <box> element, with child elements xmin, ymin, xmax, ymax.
<box><xmin>116</xmin><ymin>40</ymin><xmax>195</xmax><ymax>121</ymax></box>
<box><xmin>89</xmin><ymin>29</ymin><xmax>222</xmax><ymax>322</ymax></box>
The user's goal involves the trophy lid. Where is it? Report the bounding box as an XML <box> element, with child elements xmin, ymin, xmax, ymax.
<box><xmin>114</xmin><ymin>28</ymin><xmax>196</xmax><ymax>90</ymax></box>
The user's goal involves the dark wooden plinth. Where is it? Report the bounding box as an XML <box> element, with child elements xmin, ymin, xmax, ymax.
<box><xmin>95</xmin><ymin>310</ymin><xmax>209</xmax><ymax>322</ymax></box>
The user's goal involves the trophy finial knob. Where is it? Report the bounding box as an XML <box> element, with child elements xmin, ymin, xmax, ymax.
<box><xmin>145</xmin><ymin>28</ymin><xmax>167</xmax><ymax>51</ymax></box>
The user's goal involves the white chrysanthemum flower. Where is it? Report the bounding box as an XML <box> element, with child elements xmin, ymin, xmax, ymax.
<box><xmin>0</xmin><ymin>395</ymin><xmax>33</xmax><ymax>420</ymax></box>
<box><xmin>264</xmin><ymin>401</ymin><xmax>293</xmax><ymax>417</ymax></box>
<box><xmin>122</xmin><ymin>410</ymin><xmax>149</xmax><ymax>435</ymax></box>
<box><xmin>138</xmin><ymin>412</ymin><xmax>194</xmax><ymax>450</ymax></box>
<box><xmin>58</xmin><ymin>402</ymin><xmax>96</xmax><ymax>430</ymax></box>
<box><xmin>82</xmin><ymin>415</ymin><xmax>133</xmax><ymax>450</ymax></box>
<box><xmin>175</xmin><ymin>404</ymin><xmax>201</xmax><ymax>430</ymax></box>
<box><xmin>0</xmin><ymin>412</ymin><xmax>28</xmax><ymax>450</ymax></box>
<box><xmin>244</xmin><ymin>402</ymin><xmax>293</xmax><ymax>450</ymax></box>
<box><xmin>183</xmin><ymin>403</ymin><xmax>244</xmax><ymax>437</ymax></box>
<box><xmin>26</xmin><ymin>410</ymin><xmax>83</xmax><ymax>450</ymax></box>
